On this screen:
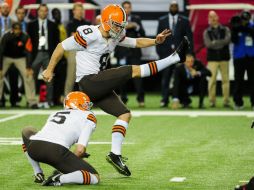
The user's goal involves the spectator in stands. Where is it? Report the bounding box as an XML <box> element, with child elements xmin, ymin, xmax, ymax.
<box><xmin>27</xmin><ymin>4</ymin><xmax>59</xmax><ymax>108</ymax></box>
<box><xmin>203</xmin><ymin>11</ymin><xmax>231</xmax><ymax>108</ymax></box>
<box><xmin>0</xmin><ymin>22</ymin><xmax>38</xmax><ymax>108</ymax></box>
<box><xmin>171</xmin><ymin>54</ymin><xmax>211</xmax><ymax>109</ymax></box>
<box><xmin>64</xmin><ymin>2</ymin><xmax>91</xmax><ymax>96</ymax></box>
<box><xmin>15</xmin><ymin>6</ymin><xmax>27</xmax><ymax>32</ymax></box>
<box><xmin>0</xmin><ymin>2</ymin><xmax>13</xmax><ymax>38</ymax></box>
<box><xmin>231</xmin><ymin>11</ymin><xmax>254</xmax><ymax>110</ymax></box>
<box><xmin>0</xmin><ymin>2</ymin><xmax>19</xmax><ymax>107</ymax></box>
<box><xmin>51</xmin><ymin>8</ymin><xmax>67</xmax><ymax>51</ymax></box>
<box><xmin>114</xmin><ymin>1</ymin><xmax>146</xmax><ymax>107</ymax></box>
<box><xmin>95</xmin><ymin>14</ymin><xmax>101</xmax><ymax>25</ymax></box>
<box><xmin>8</xmin><ymin>5</ymin><xmax>28</xmax><ymax>107</ymax></box>
<box><xmin>51</xmin><ymin>8</ymin><xmax>67</xmax><ymax>105</ymax></box>
<box><xmin>156</xmin><ymin>0</ymin><xmax>193</xmax><ymax>108</ymax></box>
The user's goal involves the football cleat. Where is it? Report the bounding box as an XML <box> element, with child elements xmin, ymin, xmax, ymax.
<box><xmin>42</xmin><ymin>170</ymin><xmax>62</xmax><ymax>186</ymax></box>
<box><xmin>34</xmin><ymin>173</ymin><xmax>45</xmax><ymax>183</ymax></box>
<box><xmin>175</xmin><ymin>36</ymin><xmax>190</xmax><ymax>63</ymax></box>
<box><xmin>106</xmin><ymin>152</ymin><xmax>131</xmax><ymax>176</ymax></box>
<box><xmin>235</xmin><ymin>176</ymin><xmax>254</xmax><ymax>190</ymax></box>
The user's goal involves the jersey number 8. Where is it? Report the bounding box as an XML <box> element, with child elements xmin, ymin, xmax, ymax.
<box><xmin>83</xmin><ymin>28</ymin><xmax>93</xmax><ymax>35</ymax></box>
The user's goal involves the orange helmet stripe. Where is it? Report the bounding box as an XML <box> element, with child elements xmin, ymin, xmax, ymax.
<box><xmin>119</xmin><ymin>6</ymin><xmax>127</xmax><ymax>23</ymax></box>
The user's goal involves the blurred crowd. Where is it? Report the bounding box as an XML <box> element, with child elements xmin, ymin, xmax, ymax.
<box><xmin>0</xmin><ymin>1</ymin><xmax>254</xmax><ymax>110</ymax></box>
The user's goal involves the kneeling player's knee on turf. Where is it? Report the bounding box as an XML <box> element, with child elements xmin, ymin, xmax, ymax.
<box><xmin>22</xmin><ymin>127</ymin><xmax>37</xmax><ymax>139</ymax></box>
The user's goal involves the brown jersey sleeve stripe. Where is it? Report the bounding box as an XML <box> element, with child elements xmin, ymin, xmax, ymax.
<box><xmin>74</xmin><ymin>32</ymin><xmax>85</xmax><ymax>45</ymax></box>
<box><xmin>75</xmin><ymin>35</ymin><xmax>87</xmax><ymax>48</ymax></box>
<box><xmin>74</xmin><ymin>32</ymin><xmax>87</xmax><ymax>48</ymax></box>
<box><xmin>76</xmin><ymin>32</ymin><xmax>87</xmax><ymax>45</ymax></box>
<box><xmin>75</xmin><ymin>31</ymin><xmax>86</xmax><ymax>43</ymax></box>
<box><xmin>87</xmin><ymin>114</ymin><xmax>97</xmax><ymax>124</ymax></box>
<box><xmin>74</xmin><ymin>34</ymin><xmax>86</xmax><ymax>47</ymax></box>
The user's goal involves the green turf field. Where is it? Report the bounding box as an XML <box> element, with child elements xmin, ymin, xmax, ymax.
<box><xmin>0</xmin><ymin>94</ymin><xmax>253</xmax><ymax>189</ymax></box>
<box><xmin>0</xmin><ymin>107</ymin><xmax>254</xmax><ymax>190</ymax></box>
<box><xmin>1</xmin><ymin>93</ymin><xmax>254</xmax><ymax>110</ymax></box>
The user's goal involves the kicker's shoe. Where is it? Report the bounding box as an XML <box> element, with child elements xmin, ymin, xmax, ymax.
<box><xmin>34</xmin><ymin>173</ymin><xmax>45</xmax><ymax>183</ymax></box>
<box><xmin>175</xmin><ymin>36</ymin><xmax>190</xmax><ymax>63</ymax></box>
<box><xmin>235</xmin><ymin>176</ymin><xmax>254</xmax><ymax>190</ymax></box>
<box><xmin>106</xmin><ymin>152</ymin><xmax>131</xmax><ymax>176</ymax></box>
<box><xmin>42</xmin><ymin>170</ymin><xmax>62</xmax><ymax>186</ymax></box>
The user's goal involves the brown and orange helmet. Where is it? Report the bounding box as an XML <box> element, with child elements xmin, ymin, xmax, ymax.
<box><xmin>100</xmin><ymin>4</ymin><xmax>127</xmax><ymax>39</ymax></box>
<box><xmin>64</xmin><ymin>91</ymin><xmax>93</xmax><ymax>111</ymax></box>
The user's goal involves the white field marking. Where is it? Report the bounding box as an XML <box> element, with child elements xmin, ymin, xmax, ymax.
<box><xmin>0</xmin><ymin>113</ymin><xmax>26</xmax><ymax>123</ymax></box>
<box><xmin>170</xmin><ymin>177</ymin><xmax>186</xmax><ymax>182</ymax></box>
<box><xmin>0</xmin><ymin>110</ymin><xmax>254</xmax><ymax>117</ymax></box>
<box><xmin>239</xmin><ymin>180</ymin><xmax>249</xmax><ymax>183</ymax></box>
<box><xmin>0</xmin><ymin>138</ymin><xmax>134</xmax><ymax>146</ymax></box>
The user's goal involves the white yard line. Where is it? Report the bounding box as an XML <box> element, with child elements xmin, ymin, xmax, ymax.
<box><xmin>170</xmin><ymin>177</ymin><xmax>186</xmax><ymax>182</ymax></box>
<box><xmin>0</xmin><ymin>110</ymin><xmax>253</xmax><ymax>117</ymax></box>
<box><xmin>0</xmin><ymin>113</ymin><xmax>26</xmax><ymax>123</ymax></box>
<box><xmin>0</xmin><ymin>137</ymin><xmax>134</xmax><ymax>146</ymax></box>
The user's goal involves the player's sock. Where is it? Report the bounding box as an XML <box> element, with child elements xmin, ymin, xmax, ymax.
<box><xmin>111</xmin><ymin>119</ymin><xmax>128</xmax><ymax>155</ymax></box>
<box><xmin>22</xmin><ymin>143</ymin><xmax>43</xmax><ymax>175</ymax></box>
<box><xmin>60</xmin><ymin>170</ymin><xmax>98</xmax><ymax>185</ymax></box>
<box><xmin>140</xmin><ymin>52</ymin><xmax>180</xmax><ymax>77</ymax></box>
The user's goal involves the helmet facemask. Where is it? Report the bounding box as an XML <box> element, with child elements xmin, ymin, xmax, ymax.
<box><xmin>82</xmin><ymin>101</ymin><xmax>93</xmax><ymax>111</ymax></box>
<box><xmin>108</xmin><ymin>19</ymin><xmax>127</xmax><ymax>39</ymax></box>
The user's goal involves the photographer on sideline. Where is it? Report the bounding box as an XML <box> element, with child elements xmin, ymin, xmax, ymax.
<box><xmin>230</xmin><ymin>11</ymin><xmax>254</xmax><ymax>110</ymax></box>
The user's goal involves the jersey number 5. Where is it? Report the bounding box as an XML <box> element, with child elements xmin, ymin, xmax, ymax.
<box><xmin>50</xmin><ymin>111</ymin><xmax>70</xmax><ymax>124</ymax></box>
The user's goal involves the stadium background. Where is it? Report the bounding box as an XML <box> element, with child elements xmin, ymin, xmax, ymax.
<box><xmin>2</xmin><ymin>0</ymin><xmax>254</xmax><ymax>94</ymax></box>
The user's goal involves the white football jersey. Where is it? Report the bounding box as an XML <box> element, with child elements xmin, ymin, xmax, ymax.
<box><xmin>30</xmin><ymin>109</ymin><xmax>97</xmax><ymax>149</ymax></box>
<box><xmin>61</xmin><ymin>25</ymin><xmax>136</xmax><ymax>82</ymax></box>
